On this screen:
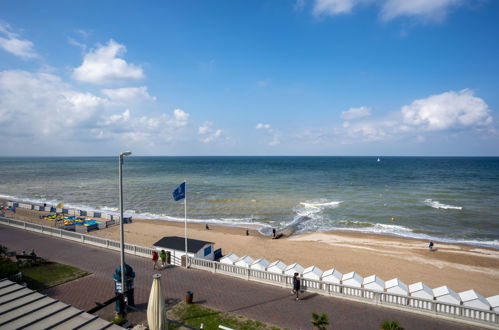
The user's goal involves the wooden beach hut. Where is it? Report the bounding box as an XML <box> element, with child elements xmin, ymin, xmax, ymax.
<box><xmin>385</xmin><ymin>278</ymin><xmax>408</xmax><ymax>295</ymax></box>
<box><xmin>409</xmin><ymin>282</ymin><xmax>434</xmax><ymax>300</ymax></box>
<box><xmin>433</xmin><ymin>285</ymin><xmax>461</xmax><ymax>304</ymax></box>
<box><xmin>342</xmin><ymin>272</ymin><xmax>363</xmax><ymax>288</ymax></box>
<box><xmin>459</xmin><ymin>290</ymin><xmax>491</xmax><ymax>310</ymax></box>
<box><xmin>250</xmin><ymin>258</ymin><xmax>270</xmax><ymax>271</ymax></box>
<box><xmin>153</xmin><ymin>236</ymin><xmax>215</xmax><ymax>260</ymax></box>
<box><xmin>487</xmin><ymin>295</ymin><xmax>499</xmax><ymax>312</ymax></box>
<box><xmin>267</xmin><ymin>260</ymin><xmax>287</xmax><ymax>274</ymax></box>
<box><xmin>302</xmin><ymin>266</ymin><xmax>323</xmax><ymax>281</ymax></box>
<box><xmin>220</xmin><ymin>253</ymin><xmax>239</xmax><ymax>265</ymax></box>
<box><xmin>284</xmin><ymin>263</ymin><xmax>305</xmax><ymax>276</ymax></box>
<box><xmin>235</xmin><ymin>256</ymin><xmax>254</xmax><ymax>268</ymax></box>
<box><xmin>363</xmin><ymin>275</ymin><xmax>385</xmax><ymax>292</ymax></box>
<box><xmin>321</xmin><ymin>268</ymin><xmax>343</xmax><ymax>284</ymax></box>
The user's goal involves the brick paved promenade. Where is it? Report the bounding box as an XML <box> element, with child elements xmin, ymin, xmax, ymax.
<box><xmin>0</xmin><ymin>224</ymin><xmax>484</xmax><ymax>330</ymax></box>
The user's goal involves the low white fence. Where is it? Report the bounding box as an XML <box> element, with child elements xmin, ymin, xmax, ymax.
<box><xmin>1</xmin><ymin>216</ymin><xmax>497</xmax><ymax>328</ymax></box>
<box><xmin>188</xmin><ymin>249</ymin><xmax>499</xmax><ymax>328</ymax></box>
<box><xmin>0</xmin><ymin>217</ymin><xmax>155</xmax><ymax>260</ymax></box>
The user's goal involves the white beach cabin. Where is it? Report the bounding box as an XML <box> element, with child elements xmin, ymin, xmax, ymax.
<box><xmin>342</xmin><ymin>272</ymin><xmax>363</xmax><ymax>288</ymax></box>
<box><xmin>250</xmin><ymin>258</ymin><xmax>270</xmax><ymax>271</ymax></box>
<box><xmin>267</xmin><ymin>260</ymin><xmax>287</xmax><ymax>274</ymax></box>
<box><xmin>302</xmin><ymin>266</ymin><xmax>323</xmax><ymax>281</ymax></box>
<box><xmin>408</xmin><ymin>282</ymin><xmax>434</xmax><ymax>309</ymax></box>
<box><xmin>363</xmin><ymin>275</ymin><xmax>385</xmax><ymax>292</ymax></box>
<box><xmin>321</xmin><ymin>268</ymin><xmax>343</xmax><ymax>284</ymax></box>
<box><xmin>302</xmin><ymin>266</ymin><xmax>323</xmax><ymax>290</ymax></box>
<box><xmin>385</xmin><ymin>278</ymin><xmax>408</xmax><ymax>295</ymax></box>
<box><xmin>487</xmin><ymin>295</ymin><xmax>499</xmax><ymax>312</ymax></box>
<box><xmin>284</xmin><ymin>263</ymin><xmax>305</xmax><ymax>277</ymax></box>
<box><xmin>220</xmin><ymin>253</ymin><xmax>239</xmax><ymax>265</ymax></box>
<box><xmin>235</xmin><ymin>256</ymin><xmax>254</xmax><ymax>268</ymax></box>
<box><xmin>433</xmin><ymin>286</ymin><xmax>461</xmax><ymax>304</ymax></box>
<box><xmin>153</xmin><ymin>236</ymin><xmax>215</xmax><ymax>261</ymax></box>
<box><xmin>409</xmin><ymin>282</ymin><xmax>434</xmax><ymax>300</ymax></box>
<box><xmin>459</xmin><ymin>290</ymin><xmax>491</xmax><ymax>310</ymax></box>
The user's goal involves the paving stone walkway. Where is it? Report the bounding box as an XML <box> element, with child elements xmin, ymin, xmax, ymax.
<box><xmin>0</xmin><ymin>224</ymin><xmax>485</xmax><ymax>330</ymax></box>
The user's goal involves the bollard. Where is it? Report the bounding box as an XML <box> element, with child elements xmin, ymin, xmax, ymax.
<box><xmin>185</xmin><ymin>291</ymin><xmax>193</xmax><ymax>304</ymax></box>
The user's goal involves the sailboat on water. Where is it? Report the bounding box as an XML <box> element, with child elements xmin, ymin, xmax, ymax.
<box><xmin>377</xmin><ymin>157</ymin><xmax>381</xmax><ymax>163</ymax></box>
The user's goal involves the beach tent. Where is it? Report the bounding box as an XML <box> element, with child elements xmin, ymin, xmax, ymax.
<box><xmin>385</xmin><ymin>278</ymin><xmax>409</xmax><ymax>295</ymax></box>
<box><xmin>321</xmin><ymin>268</ymin><xmax>343</xmax><ymax>284</ymax></box>
<box><xmin>250</xmin><ymin>258</ymin><xmax>270</xmax><ymax>271</ymax></box>
<box><xmin>363</xmin><ymin>275</ymin><xmax>385</xmax><ymax>292</ymax></box>
<box><xmin>409</xmin><ymin>282</ymin><xmax>434</xmax><ymax>300</ymax></box>
<box><xmin>235</xmin><ymin>256</ymin><xmax>254</xmax><ymax>268</ymax></box>
<box><xmin>220</xmin><ymin>253</ymin><xmax>239</xmax><ymax>265</ymax></box>
<box><xmin>433</xmin><ymin>286</ymin><xmax>461</xmax><ymax>305</ymax></box>
<box><xmin>284</xmin><ymin>263</ymin><xmax>305</xmax><ymax>276</ymax></box>
<box><xmin>342</xmin><ymin>272</ymin><xmax>363</xmax><ymax>288</ymax></box>
<box><xmin>302</xmin><ymin>266</ymin><xmax>323</xmax><ymax>281</ymax></box>
<box><xmin>267</xmin><ymin>260</ymin><xmax>287</xmax><ymax>274</ymax></box>
<box><xmin>486</xmin><ymin>295</ymin><xmax>499</xmax><ymax>312</ymax></box>
<box><xmin>459</xmin><ymin>290</ymin><xmax>491</xmax><ymax>310</ymax></box>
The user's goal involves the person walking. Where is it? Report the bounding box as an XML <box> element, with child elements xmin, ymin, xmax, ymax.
<box><xmin>152</xmin><ymin>250</ymin><xmax>159</xmax><ymax>270</ymax></box>
<box><xmin>292</xmin><ymin>272</ymin><xmax>301</xmax><ymax>301</ymax></box>
<box><xmin>428</xmin><ymin>240</ymin><xmax>434</xmax><ymax>251</ymax></box>
<box><xmin>159</xmin><ymin>249</ymin><xmax>167</xmax><ymax>269</ymax></box>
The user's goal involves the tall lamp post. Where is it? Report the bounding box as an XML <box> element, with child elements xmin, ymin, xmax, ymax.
<box><xmin>119</xmin><ymin>151</ymin><xmax>132</xmax><ymax>303</ymax></box>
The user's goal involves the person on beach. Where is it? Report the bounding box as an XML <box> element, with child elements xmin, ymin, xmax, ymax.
<box><xmin>159</xmin><ymin>250</ymin><xmax>167</xmax><ymax>269</ymax></box>
<box><xmin>429</xmin><ymin>240</ymin><xmax>434</xmax><ymax>251</ymax></box>
<box><xmin>292</xmin><ymin>272</ymin><xmax>301</xmax><ymax>301</ymax></box>
<box><xmin>272</xmin><ymin>228</ymin><xmax>276</xmax><ymax>238</ymax></box>
<box><xmin>246</xmin><ymin>228</ymin><xmax>249</xmax><ymax>236</ymax></box>
<box><xmin>205</xmin><ymin>223</ymin><xmax>209</xmax><ymax>230</ymax></box>
<box><xmin>152</xmin><ymin>250</ymin><xmax>159</xmax><ymax>270</ymax></box>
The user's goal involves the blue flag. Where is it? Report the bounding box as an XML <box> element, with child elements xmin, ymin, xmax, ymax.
<box><xmin>172</xmin><ymin>182</ymin><xmax>186</xmax><ymax>201</ymax></box>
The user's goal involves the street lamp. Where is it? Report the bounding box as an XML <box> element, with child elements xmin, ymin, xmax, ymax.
<box><xmin>119</xmin><ymin>151</ymin><xmax>132</xmax><ymax>303</ymax></box>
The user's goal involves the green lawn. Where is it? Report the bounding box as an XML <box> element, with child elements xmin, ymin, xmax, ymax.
<box><xmin>167</xmin><ymin>302</ymin><xmax>284</xmax><ymax>330</ymax></box>
<box><xmin>20</xmin><ymin>262</ymin><xmax>89</xmax><ymax>291</ymax></box>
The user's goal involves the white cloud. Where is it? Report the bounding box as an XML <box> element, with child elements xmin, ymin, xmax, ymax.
<box><xmin>0</xmin><ymin>70</ymin><xmax>105</xmax><ymax>138</ymax></box>
<box><xmin>101</xmin><ymin>86</ymin><xmax>156</xmax><ymax>103</ymax></box>
<box><xmin>337</xmin><ymin>89</ymin><xmax>493</xmax><ymax>145</ymax></box>
<box><xmin>198</xmin><ymin>121</ymin><xmax>223</xmax><ymax>143</ymax></box>
<box><xmin>381</xmin><ymin>0</ymin><xmax>465</xmax><ymax>21</ymax></box>
<box><xmin>255</xmin><ymin>123</ymin><xmax>280</xmax><ymax>146</ymax></box>
<box><xmin>0</xmin><ymin>23</ymin><xmax>38</xmax><ymax>59</ymax></box>
<box><xmin>313</xmin><ymin>0</ymin><xmax>370</xmax><ymax>15</ymax></box>
<box><xmin>72</xmin><ymin>39</ymin><xmax>144</xmax><ymax>84</ymax></box>
<box><xmin>341</xmin><ymin>106</ymin><xmax>372</xmax><ymax>120</ymax></box>
<box><xmin>172</xmin><ymin>109</ymin><xmax>189</xmax><ymax>127</ymax></box>
<box><xmin>401</xmin><ymin>89</ymin><xmax>492</xmax><ymax>131</ymax></box>
<box><xmin>312</xmin><ymin>0</ymin><xmax>468</xmax><ymax>22</ymax></box>
<box><xmin>257</xmin><ymin>79</ymin><xmax>271</xmax><ymax>88</ymax></box>
<box><xmin>294</xmin><ymin>0</ymin><xmax>306</xmax><ymax>11</ymax></box>
<box><xmin>256</xmin><ymin>123</ymin><xmax>271</xmax><ymax>129</ymax></box>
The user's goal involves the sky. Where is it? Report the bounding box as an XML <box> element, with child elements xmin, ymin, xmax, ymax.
<box><xmin>1</xmin><ymin>0</ymin><xmax>498</xmax><ymax>156</ymax></box>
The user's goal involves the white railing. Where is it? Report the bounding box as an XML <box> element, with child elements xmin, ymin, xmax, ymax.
<box><xmin>1</xmin><ymin>216</ymin><xmax>498</xmax><ymax>328</ymax></box>
<box><xmin>187</xmin><ymin>254</ymin><xmax>499</xmax><ymax>327</ymax></box>
<box><xmin>0</xmin><ymin>217</ymin><xmax>154</xmax><ymax>259</ymax></box>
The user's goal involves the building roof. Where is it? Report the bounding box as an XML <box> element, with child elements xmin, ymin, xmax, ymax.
<box><xmin>153</xmin><ymin>236</ymin><xmax>213</xmax><ymax>253</ymax></box>
<box><xmin>0</xmin><ymin>279</ymin><xmax>122</xmax><ymax>329</ymax></box>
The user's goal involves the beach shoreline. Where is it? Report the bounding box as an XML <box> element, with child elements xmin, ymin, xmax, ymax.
<box><xmin>2</xmin><ymin>202</ymin><xmax>499</xmax><ymax>298</ymax></box>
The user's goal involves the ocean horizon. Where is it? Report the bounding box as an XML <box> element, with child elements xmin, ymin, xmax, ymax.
<box><xmin>1</xmin><ymin>156</ymin><xmax>498</xmax><ymax>248</ymax></box>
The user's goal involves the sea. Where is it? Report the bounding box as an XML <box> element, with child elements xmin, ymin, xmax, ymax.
<box><xmin>1</xmin><ymin>156</ymin><xmax>498</xmax><ymax>248</ymax></box>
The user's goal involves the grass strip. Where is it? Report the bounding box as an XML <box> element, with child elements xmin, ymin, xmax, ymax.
<box><xmin>167</xmin><ymin>301</ymin><xmax>284</xmax><ymax>330</ymax></box>
<box><xmin>20</xmin><ymin>262</ymin><xmax>89</xmax><ymax>291</ymax></box>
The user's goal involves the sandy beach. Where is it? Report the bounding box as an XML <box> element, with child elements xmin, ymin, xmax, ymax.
<box><xmin>3</xmin><ymin>205</ymin><xmax>499</xmax><ymax>297</ymax></box>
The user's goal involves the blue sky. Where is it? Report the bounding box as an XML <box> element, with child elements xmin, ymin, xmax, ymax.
<box><xmin>1</xmin><ymin>0</ymin><xmax>498</xmax><ymax>156</ymax></box>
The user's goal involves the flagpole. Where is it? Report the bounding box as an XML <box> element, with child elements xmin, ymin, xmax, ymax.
<box><xmin>184</xmin><ymin>180</ymin><xmax>187</xmax><ymax>268</ymax></box>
